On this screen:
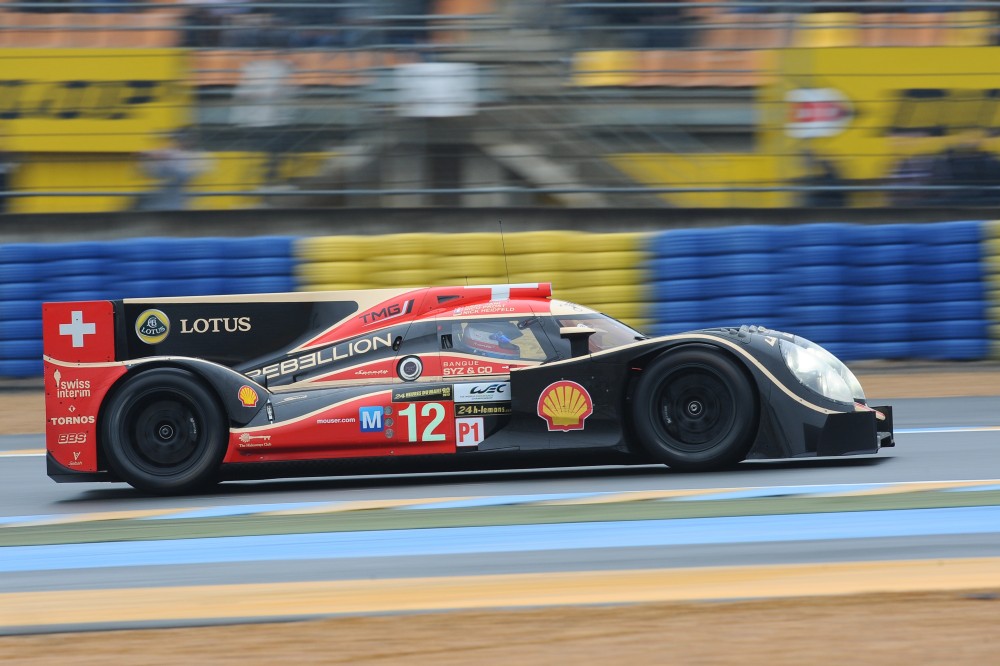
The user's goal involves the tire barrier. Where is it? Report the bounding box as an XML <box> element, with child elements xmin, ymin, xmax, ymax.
<box><xmin>294</xmin><ymin>231</ymin><xmax>653</xmax><ymax>332</ymax></box>
<box><xmin>986</xmin><ymin>221</ymin><xmax>1000</xmax><ymax>359</ymax></box>
<box><xmin>2</xmin><ymin>222</ymin><xmax>997</xmax><ymax>377</ymax></box>
<box><xmin>650</xmin><ymin>221</ymin><xmax>989</xmax><ymax>362</ymax></box>
<box><xmin>0</xmin><ymin>237</ymin><xmax>296</xmax><ymax>377</ymax></box>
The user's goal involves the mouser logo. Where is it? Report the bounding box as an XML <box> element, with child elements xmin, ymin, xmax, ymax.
<box><xmin>50</xmin><ymin>415</ymin><xmax>96</xmax><ymax>426</ymax></box>
<box><xmin>180</xmin><ymin>317</ymin><xmax>251</xmax><ymax>334</ymax></box>
<box><xmin>359</xmin><ymin>300</ymin><xmax>414</xmax><ymax>325</ymax></box>
<box><xmin>245</xmin><ymin>333</ymin><xmax>394</xmax><ymax>381</ymax></box>
<box><xmin>135</xmin><ymin>309</ymin><xmax>169</xmax><ymax>345</ymax></box>
<box><xmin>52</xmin><ymin>369</ymin><xmax>92</xmax><ymax>399</ymax></box>
<box><xmin>455</xmin><ymin>382</ymin><xmax>510</xmax><ymax>403</ymax></box>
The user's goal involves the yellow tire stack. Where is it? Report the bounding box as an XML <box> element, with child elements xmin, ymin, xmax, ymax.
<box><xmin>295</xmin><ymin>236</ymin><xmax>374</xmax><ymax>291</ymax></box>
<box><xmin>295</xmin><ymin>231</ymin><xmax>653</xmax><ymax>332</ymax></box>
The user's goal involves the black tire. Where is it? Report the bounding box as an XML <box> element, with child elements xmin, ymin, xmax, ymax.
<box><xmin>101</xmin><ymin>368</ymin><xmax>227</xmax><ymax>494</ymax></box>
<box><xmin>631</xmin><ymin>347</ymin><xmax>758</xmax><ymax>471</ymax></box>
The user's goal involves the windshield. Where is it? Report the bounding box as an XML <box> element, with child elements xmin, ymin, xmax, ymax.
<box><xmin>556</xmin><ymin>314</ymin><xmax>644</xmax><ymax>353</ymax></box>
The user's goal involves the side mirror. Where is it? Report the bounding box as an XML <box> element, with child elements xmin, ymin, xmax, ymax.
<box><xmin>559</xmin><ymin>326</ymin><xmax>596</xmax><ymax>358</ymax></box>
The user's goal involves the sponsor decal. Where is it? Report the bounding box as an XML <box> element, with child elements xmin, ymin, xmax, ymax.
<box><xmin>397</xmin><ymin>355</ymin><xmax>423</xmax><ymax>382</ymax></box>
<box><xmin>452</xmin><ymin>303</ymin><xmax>517</xmax><ymax>316</ymax></box>
<box><xmin>69</xmin><ymin>451</ymin><xmax>83</xmax><ymax>467</ymax></box>
<box><xmin>454</xmin><ymin>382</ymin><xmax>509</xmax><ymax>403</ymax></box>
<box><xmin>52</xmin><ymin>369</ymin><xmax>92</xmax><ymax>399</ymax></box>
<box><xmin>392</xmin><ymin>385</ymin><xmax>452</xmax><ymax>403</ymax></box>
<box><xmin>49</xmin><ymin>415</ymin><xmax>96</xmax><ymax>426</ymax></box>
<box><xmin>245</xmin><ymin>333</ymin><xmax>394</xmax><ymax>381</ymax></box>
<box><xmin>180</xmin><ymin>317</ymin><xmax>251</xmax><ymax>334</ymax></box>
<box><xmin>359</xmin><ymin>299</ymin><xmax>415</xmax><ymax>325</ymax></box>
<box><xmin>56</xmin><ymin>432</ymin><xmax>87</xmax><ymax>445</ymax></box>
<box><xmin>238</xmin><ymin>385</ymin><xmax>258</xmax><ymax>408</ymax></box>
<box><xmin>456</xmin><ymin>402</ymin><xmax>511</xmax><ymax>417</ymax></box>
<box><xmin>442</xmin><ymin>359</ymin><xmax>499</xmax><ymax>376</ymax></box>
<box><xmin>58</xmin><ymin>310</ymin><xmax>96</xmax><ymax>348</ymax></box>
<box><xmin>883</xmin><ymin>88</ymin><xmax>1000</xmax><ymax>138</ymax></box>
<box><xmin>359</xmin><ymin>406</ymin><xmax>385</xmax><ymax>432</ymax></box>
<box><xmin>238</xmin><ymin>433</ymin><xmax>272</xmax><ymax>448</ymax></box>
<box><xmin>785</xmin><ymin>88</ymin><xmax>853</xmax><ymax>139</ymax></box>
<box><xmin>456</xmin><ymin>417</ymin><xmax>485</xmax><ymax>447</ymax></box>
<box><xmin>356</xmin><ymin>369</ymin><xmax>390</xmax><ymax>376</ymax></box>
<box><xmin>135</xmin><ymin>308</ymin><xmax>170</xmax><ymax>345</ymax></box>
<box><xmin>537</xmin><ymin>380</ymin><xmax>594</xmax><ymax>432</ymax></box>
<box><xmin>316</xmin><ymin>417</ymin><xmax>357</xmax><ymax>425</ymax></box>
<box><xmin>0</xmin><ymin>79</ymin><xmax>168</xmax><ymax>122</ymax></box>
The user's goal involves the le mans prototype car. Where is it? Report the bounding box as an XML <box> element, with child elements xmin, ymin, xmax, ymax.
<box><xmin>43</xmin><ymin>283</ymin><xmax>894</xmax><ymax>494</ymax></box>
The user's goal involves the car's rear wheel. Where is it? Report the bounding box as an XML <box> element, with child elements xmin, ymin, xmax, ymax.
<box><xmin>631</xmin><ymin>347</ymin><xmax>758</xmax><ymax>471</ymax></box>
<box><xmin>101</xmin><ymin>368</ymin><xmax>227</xmax><ymax>494</ymax></box>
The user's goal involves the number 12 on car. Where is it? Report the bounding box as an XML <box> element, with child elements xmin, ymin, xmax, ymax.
<box><xmin>395</xmin><ymin>402</ymin><xmax>454</xmax><ymax>449</ymax></box>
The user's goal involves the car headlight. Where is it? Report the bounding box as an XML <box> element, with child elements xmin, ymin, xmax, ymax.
<box><xmin>779</xmin><ymin>337</ymin><xmax>863</xmax><ymax>404</ymax></box>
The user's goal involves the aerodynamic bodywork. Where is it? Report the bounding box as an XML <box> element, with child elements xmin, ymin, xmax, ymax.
<box><xmin>42</xmin><ymin>283</ymin><xmax>894</xmax><ymax>494</ymax></box>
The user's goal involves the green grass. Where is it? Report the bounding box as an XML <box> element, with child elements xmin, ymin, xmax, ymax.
<box><xmin>2</xmin><ymin>490</ymin><xmax>999</xmax><ymax>547</ymax></box>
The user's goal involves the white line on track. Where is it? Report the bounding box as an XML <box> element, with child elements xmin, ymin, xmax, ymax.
<box><xmin>897</xmin><ymin>426</ymin><xmax>1000</xmax><ymax>434</ymax></box>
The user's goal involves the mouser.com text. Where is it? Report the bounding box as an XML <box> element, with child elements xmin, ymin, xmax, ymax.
<box><xmin>246</xmin><ymin>333</ymin><xmax>393</xmax><ymax>381</ymax></box>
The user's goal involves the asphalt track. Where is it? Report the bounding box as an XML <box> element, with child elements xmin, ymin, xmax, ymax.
<box><xmin>2</xmin><ymin>395</ymin><xmax>1000</xmax><ymax>633</ymax></box>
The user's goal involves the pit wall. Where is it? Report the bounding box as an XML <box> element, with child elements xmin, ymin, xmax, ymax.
<box><xmin>2</xmin><ymin>222</ymin><xmax>997</xmax><ymax>377</ymax></box>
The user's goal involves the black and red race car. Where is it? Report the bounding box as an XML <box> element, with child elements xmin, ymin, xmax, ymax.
<box><xmin>42</xmin><ymin>283</ymin><xmax>894</xmax><ymax>494</ymax></box>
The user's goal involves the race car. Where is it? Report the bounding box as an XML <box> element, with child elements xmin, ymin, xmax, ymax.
<box><xmin>42</xmin><ymin>283</ymin><xmax>894</xmax><ymax>494</ymax></box>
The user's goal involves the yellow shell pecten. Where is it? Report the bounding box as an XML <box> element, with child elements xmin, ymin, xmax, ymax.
<box><xmin>238</xmin><ymin>385</ymin><xmax>258</xmax><ymax>407</ymax></box>
<box><xmin>541</xmin><ymin>383</ymin><xmax>590</xmax><ymax>427</ymax></box>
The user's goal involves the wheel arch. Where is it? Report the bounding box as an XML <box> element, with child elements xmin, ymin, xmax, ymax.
<box><xmin>97</xmin><ymin>360</ymin><xmax>265</xmax><ymax>471</ymax></box>
<box><xmin>621</xmin><ymin>341</ymin><xmax>763</xmax><ymax>455</ymax></box>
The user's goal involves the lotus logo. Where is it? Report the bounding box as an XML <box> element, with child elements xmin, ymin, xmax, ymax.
<box><xmin>537</xmin><ymin>380</ymin><xmax>594</xmax><ymax>432</ymax></box>
<box><xmin>238</xmin><ymin>385</ymin><xmax>258</xmax><ymax>408</ymax></box>
<box><xmin>135</xmin><ymin>309</ymin><xmax>169</xmax><ymax>345</ymax></box>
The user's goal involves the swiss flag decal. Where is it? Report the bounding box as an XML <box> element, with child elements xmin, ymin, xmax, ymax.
<box><xmin>43</xmin><ymin>301</ymin><xmax>116</xmax><ymax>363</ymax></box>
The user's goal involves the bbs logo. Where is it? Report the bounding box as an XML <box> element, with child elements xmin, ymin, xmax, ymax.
<box><xmin>57</xmin><ymin>433</ymin><xmax>88</xmax><ymax>445</ymax></box>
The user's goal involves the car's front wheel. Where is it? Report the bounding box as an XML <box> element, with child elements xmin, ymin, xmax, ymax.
<box><xmin>101</xmin><ymin>368</ymin><xmax>228</xmax><ymax>494</ymax></box>
<box><xmin>631</xmin><ymin>347</ymin><xmax>758</xmax><ymax>471</ymax></box>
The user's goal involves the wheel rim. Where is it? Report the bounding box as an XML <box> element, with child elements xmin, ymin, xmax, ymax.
<box><xmin>123</xmin><ymin>394</ymin><xmax>203</xmax><ymax>473</ymax></box>
<box><xmin>655</xmin><ymin>368</ymin><xmax>736</xmax><ymax>453</ymax></box>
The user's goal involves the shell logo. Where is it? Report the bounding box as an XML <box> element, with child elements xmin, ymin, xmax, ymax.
<box><xmin>238</xmin><ymin>385</ymin><xmax>259</xmax><ymax>408</ymax></box>
<box><xmin>537</xmin><ymin>380</ymin><xmax>593</xmax><ymax>432</ymax></box>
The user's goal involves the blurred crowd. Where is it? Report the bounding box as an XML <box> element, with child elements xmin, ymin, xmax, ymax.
<box><xmin>181</xmin><ymin>0</ymin><xmax>435</xmax><ymax>49</ymax></box>
<box><xmin>889</xmin><ymin>144</ymin><xmax>1000</xmax><ymax>206</ymax></box>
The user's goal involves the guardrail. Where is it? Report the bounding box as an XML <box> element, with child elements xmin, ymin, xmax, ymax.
<box><xmin>1</xmin><ymin>221</ymin><xmax>996</xmax><ymax>377</ymax></box>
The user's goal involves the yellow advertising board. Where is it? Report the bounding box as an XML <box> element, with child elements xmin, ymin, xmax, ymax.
<box><xmin>761</xmin><ymin>47</ymin><xmax>1000</xmax><ymax>183</ymax></box>
<box><xmin>9</xmin><ymin>151</ymin><xmax>333</xmax><ymax>214</ymax></box>
<box><xmin>0</xmin><ymin>48</ymin><xmax>191</xmax><ymax>153</ymax></box>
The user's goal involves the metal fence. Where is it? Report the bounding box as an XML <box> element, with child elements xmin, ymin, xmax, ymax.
<box><xmin>3</xmin><ymin>1</ymin><xmax>1000</xmax><ymax>212</ymax></box>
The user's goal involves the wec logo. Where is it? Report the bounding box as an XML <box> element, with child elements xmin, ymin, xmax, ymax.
<box><xmin>455</xmin><ymin>382</ymin><xmax>510</xmax><ymax>403</ymax></box>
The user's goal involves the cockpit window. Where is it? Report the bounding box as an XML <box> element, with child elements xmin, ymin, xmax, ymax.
<box><xmin>556</xmin><ymin>315</ymin><xmax>644</xmax><ymax>353</ymax></box>
<box><xmin>451</xmin><ymin>318</ymin><xmax>549</xmax><ymax>361</ymax></box>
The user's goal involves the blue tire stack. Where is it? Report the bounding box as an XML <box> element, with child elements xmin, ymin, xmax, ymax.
<box><xmin>647</xmin><ymin>221</ymin><xmax>989</xmax><ymax>362</ymax></box>
<box><xmin>0</xmin><ymin>236</ymin><xmax>297</xmax><ymax>378</ymax></box>
<box><xmin>649</xmin><ymin>225</ymin><xmax>784</xmax><ymax>335</ymax></box>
